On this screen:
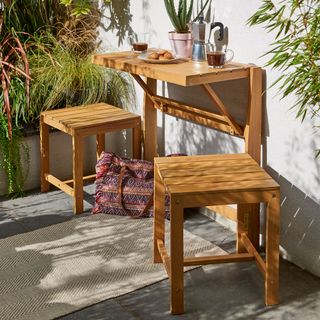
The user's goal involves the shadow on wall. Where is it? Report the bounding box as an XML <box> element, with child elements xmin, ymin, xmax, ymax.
<box><xmin>267</xmin><ymin>166</ymin><xmax>320</xmax><ymax>277</ymax></box>
<box><xmin>164</xmin><ymin>117</ymin><xmax>242</xmax><ymax>155</ymax></box>
<box><xmin>284</xmin><ymin>129</ymin><xmax>320</xmax><ymax>202</ymax></box>
<box><xmin>142</xmin><ymin>0</ymin><xmax>158</xmax><ymax>45</ymax></box>
<box><xmin>168</xmin><ymin>79</ymin><xmax>250</xmax><ymax>125</ymax></box>
<box><xmin>162</xmin><ymin>79</ymin><xmax>247</xmax><ymax>155</ymax></box>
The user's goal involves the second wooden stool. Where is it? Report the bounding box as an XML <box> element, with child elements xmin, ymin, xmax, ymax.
<box><xmin>153</xmin><ymin>153</ymin><xmax>280</xmax><ymax>314</ymax></box>
<box><xmin>40</xmin><ymin>103</ymin><xmax>141</xmax><ymax>214</ymax></box>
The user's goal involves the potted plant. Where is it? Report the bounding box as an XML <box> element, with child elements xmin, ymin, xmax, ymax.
<box><xmin>164</xmin><ymin>0</ymin><xmax>210</xmax><ymax>58</ymax></box>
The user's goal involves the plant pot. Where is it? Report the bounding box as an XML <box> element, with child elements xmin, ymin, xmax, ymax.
<box><xmin>168</xmin><ymin>31</ymin><xmax>192</xmax><ymax>59</ymax></box>
<box><xmin>0</xmin><ymin>130</ymin><xmax>130</xmax><ymax>196</ymax></box>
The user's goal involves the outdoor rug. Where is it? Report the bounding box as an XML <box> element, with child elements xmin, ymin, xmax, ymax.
<box><xmin>0</xmin><ymin>214</ymin><xmax>225</xmax><ymax>320</ymax></box>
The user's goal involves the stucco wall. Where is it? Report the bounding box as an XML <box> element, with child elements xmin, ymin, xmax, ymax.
<box><xmin>101</xmin><ymin>1</ymin><xmax>320</xmax><ymax>276</ymax></box>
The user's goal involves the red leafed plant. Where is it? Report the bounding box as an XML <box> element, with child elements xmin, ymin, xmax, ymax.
<box><xmin>0</xmin><ymin>13</ymin><xmax>31</xmax><ymax>196</ymax></box>
<box><xmin>0</xmin><ymin>14</ymin><xmax>31</xmax><ymax>140</ymax></box>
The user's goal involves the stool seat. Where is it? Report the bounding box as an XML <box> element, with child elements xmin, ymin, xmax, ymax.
<box><xmin>40</xmin><ymin>103</ymin><xmax>141</xmax><ymax>214</ymax></box>
<box><xmin>153</xmin><ymin>153</ymin><xmax>280</xmax><ymax>315</ymax></box>
<box><xmin>156</xmin><ymin>153</ymin><xmax>278</xmax><ymax>196</ymax></box>
<box><xmin>41</xmin><ymin>103</ymin><xmax>140</xmax><ymax>135</ymax></box>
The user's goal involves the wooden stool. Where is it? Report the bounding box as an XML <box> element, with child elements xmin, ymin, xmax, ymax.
<box><xmin>153</xmin><ymin>153</ymin><xmax>280</xmax><ymax>315</ymax></box>
<box><xmin>40</xmin><ymin>103</ymin><xmax>141</xmax><ymax>214</ymax></box>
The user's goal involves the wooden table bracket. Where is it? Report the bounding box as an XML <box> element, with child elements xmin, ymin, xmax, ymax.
<box><xmin>201</xmin><ymin>83</ymin><xmax>244</xmax><ymax>136</ymax></box>
<box><xmin>132</xmin><ymin>74</ymin><xmax>245</xmax><ymax>137</ymax></box>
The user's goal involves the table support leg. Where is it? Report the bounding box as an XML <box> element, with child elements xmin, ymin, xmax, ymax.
<box><xmin>143</xmin><ymin>78</ymin><xmax>157</xmax><ymax>161</ymax></box>
<box><xmin>73</xmin><ymin>134</ymin><xmax>83</xmax><ymax>214</ymax></box>
<box><xmin>245</xmin><ymin>67</ymin><xmax>263</xmax><ymax>164</ymax></box>
<box><xmin>238</xmin><ymin>66</ymin><xmax>263</xmax><ymax>250</ymax></box>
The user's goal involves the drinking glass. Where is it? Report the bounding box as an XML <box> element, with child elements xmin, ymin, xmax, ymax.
<box><xmin>206</xmin><ymin>44</ymin><xmax>234</xmax><ymax>68</ymax></box>
<box><xmin>127</xmin><ymin>33</ymin><xmax>149</xmax><ymax>53</ymax></box>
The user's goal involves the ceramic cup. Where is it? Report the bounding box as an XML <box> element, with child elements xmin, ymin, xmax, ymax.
<box><xmin>206</xmin><ymin>44</ymin><xmax>234</xmax><ymax>68</ymax></box>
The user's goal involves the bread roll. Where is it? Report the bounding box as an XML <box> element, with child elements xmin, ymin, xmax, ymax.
<box><xmin>148</xmin><ymin>52</ymin><xmax>159</xmax><ymax>60</ymax></box>
<box><xmin>163</xmin><ymin>51</ymin><xmax>173</xmax><ymax>59</ymax></box>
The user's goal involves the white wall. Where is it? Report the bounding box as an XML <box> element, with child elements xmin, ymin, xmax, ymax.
<box><xmin>101</xmin><ymin>0</ymin><xmax>320</xmax><ymax>276</ymax></box>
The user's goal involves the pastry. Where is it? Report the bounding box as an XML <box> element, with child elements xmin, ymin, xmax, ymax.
<box><xmin>148</xmin><ymin>52</ymin><xmax>159</xmax><ymax>60</ymax></box>
<box><xmin>163</xmin><ymin>51</ymin><xmax>173</xmax><ymax>59</ymax></box>
<box><xmin>158</xmin><ymin>50</ymin><xmax>167</xmax><ymax>55</ymax></box>
<box><xmin>158</xmin><ymin>55</ymin><xmax>167</xmax><ymax>60</ymax></box>
<box><xmin>146</xmin><ymin>50</ymin><xmax>174</xmax><ymax>60</ymax></box>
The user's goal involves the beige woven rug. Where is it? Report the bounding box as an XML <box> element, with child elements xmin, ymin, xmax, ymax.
<box><xmin>0</xmin><ymin>214</ymin><xmax>225</xmax><ymax>320</ymax></box>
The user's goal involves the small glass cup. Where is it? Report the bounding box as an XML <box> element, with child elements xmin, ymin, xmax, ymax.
<box><xmin>127</xmin><ymin>33</ymin><xmax>149</xmax><ymax>53</ymax></box>
<box><xmin>206</xmin><ymin>44</ymin><xmax>234</xmax><ymax>68</ymax></box>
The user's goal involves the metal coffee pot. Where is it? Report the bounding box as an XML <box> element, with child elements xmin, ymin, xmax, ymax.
<box><xmin>191</xmin><ymin>18</ymin><xmax>224</xmax><ymax>61</ymax></box>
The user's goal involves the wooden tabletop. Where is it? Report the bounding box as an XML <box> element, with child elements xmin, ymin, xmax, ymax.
<box><xmin>92</xmin><ymin>52</ymin><xmax>252</xmax><ymax>87</ymax></box>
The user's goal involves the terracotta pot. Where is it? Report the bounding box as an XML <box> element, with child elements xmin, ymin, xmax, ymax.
<box><xmin>168</xmin><ymin>31</ymin><xmax>192</xmax><ymax>59</ymax></box>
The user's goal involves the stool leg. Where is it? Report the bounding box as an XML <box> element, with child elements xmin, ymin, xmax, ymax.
<box><xmin>132</xmin><ymin>120</ymin><xmax>141</xmax><ymax>159</ymax></box>
<box><xmin>265</xmin><ymin>192</ymin><xmax>280</xmax><ymax>305</ymax></box>
<box><xmin>170</xmin><ymin>197</ymin><xmax>184</xmax><ymax>315</ymax></box>
<box><xmin>153</xmin><ymin>166</ymin><xmax>165</xmax><ymax>263</ymax></box>
<box><xmin>73</xmin><ymin>134</ymin><xmax>83</xmax><ymax>214</ymax></box>
<box><xmin>40</xmin><ymin>115</ymin><xmax>50</xmax><ymax>192</ymax></box>
<box><xmin>96</xmin><ymin>133</ymin><xmax>105</xmax><ymax>159</ymax></box>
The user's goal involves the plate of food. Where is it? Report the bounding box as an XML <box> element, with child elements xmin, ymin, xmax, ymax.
<box><xmin>138</xmin><ymin>50</ymin><xmax>184</xmax><ymax>64</ymax></box>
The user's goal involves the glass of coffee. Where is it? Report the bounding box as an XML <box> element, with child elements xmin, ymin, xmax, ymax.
<box><xmin>127</xmin><ymin>33</ymin><xmax>149</xmax><ymax>53</ymax></box>
<box><xmin>206</xmin><ymin>44</ymin><xmax>234</xmax><ymax>68</ymax></box>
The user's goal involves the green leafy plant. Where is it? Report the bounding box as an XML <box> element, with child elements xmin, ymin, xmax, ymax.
<box><xmin>28</xmin><ymin>34</ymin><xmax>134</xmax><ymax>119</ymax></box>
<box><xmin>2</xmin><ymin>0</ymin><xmax>133</xmax><ymax>46</ymax></box>
<box><xmin>248</xmin><ymin>0</ymin><xmax>320</xmax><ymax>155</ymax></box>
<box><xmin>2</xmin><ymin>0</ymin><xmax>101</xmax><ymax>50</ymax></box>
<box><xmin>1</xmin><ymin>0</ymin><xmax>53</xmax><ymax>34</ymax></box>
<box><xmin>59</xmin><ymin>0</ymin><xmax>110</xmax><ymax>16</ymax></box>
<box><xmin>0</xmin><ymin>1</ymin><xmax>136</xmax><ymax>196</ymax></box>
<box><xmin>59</xmin><ymin>0</ymin><xmax>133</xmax><ymax>46</ymax></box>
<box><xmin>164</xmin><ymin>0</ymin><xmax>211</xmax><ymax>33</ymax></box>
